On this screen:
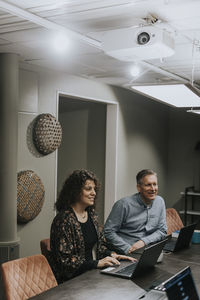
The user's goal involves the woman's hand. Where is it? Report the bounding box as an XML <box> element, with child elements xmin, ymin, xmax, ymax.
<box><xmin>97</xmin><ymin>256</ymin><xmax>120</xmax><ymax>268</ymax></box>
<box><xmin>111</xmin><ymin>252</ymin><xmax>137</xmax><ymax>262</ymax></box>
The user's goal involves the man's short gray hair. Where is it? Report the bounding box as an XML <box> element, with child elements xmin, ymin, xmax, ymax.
<box><xmin>136</xmin><ymin>169</ymin><xmax>157</xmax><ymax>185</ymax></box>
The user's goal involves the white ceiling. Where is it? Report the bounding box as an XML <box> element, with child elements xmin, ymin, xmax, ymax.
<box><xmin>1</xmin><ymin>0</ymin><xmax>200</xmax><ymax>93</ymax></box>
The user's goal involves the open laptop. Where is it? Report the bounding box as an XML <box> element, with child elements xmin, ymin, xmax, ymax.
<box><xmin>139</xmin><ymin>266</ymin><xmax>200</xmax><ymax>300</ymax></box>
<box><xmin>163</xmin><ymin>223</ymin><xmax>197</xmax><ymax>252</ymax></box>
<box><xmin>100</xmin><ymin>238</ymin><xmax>167</xmax><ymax>279</ymax></box>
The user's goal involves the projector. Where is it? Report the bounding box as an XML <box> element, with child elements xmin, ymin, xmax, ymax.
<box><xmin>101</xmin><ymin>26</ymin><xmax>175</xmax><ymax>61</ymax></box>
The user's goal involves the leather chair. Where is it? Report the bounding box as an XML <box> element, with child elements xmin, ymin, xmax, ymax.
<box><xmin>1</xmin><ymin>254</ymin><xmax>57</xmax><ymax>300</ymax></box>
<box><xmin>166</xmin><ymin>208</ymin><xmax>184</xmax><ymax>235</ymax></box>
<box><xmin>40</xmin><ymin>238</ymin><xmax>51</xmax><ymax>262</ymax></box>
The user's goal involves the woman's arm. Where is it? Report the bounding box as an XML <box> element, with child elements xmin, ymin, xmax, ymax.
<box><xmin>50</xmin><ymin>216</ymin><xmax>87</xmax><ymax>280</ymax></box>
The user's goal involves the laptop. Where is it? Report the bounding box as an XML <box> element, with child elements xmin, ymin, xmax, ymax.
<box><xmin>163</xmin><ymin>223</ymin><xmax>197</xmax><ymax>252</ymax></box>
<box><xmin>100</xmin><ymin>238</ymin><xmax>167</xmax><ymax>279</ymax></box>
<box><xmin>139</xmin><ymin>266</ymin><xmax>200</xmax><ymax>300</ymax></box>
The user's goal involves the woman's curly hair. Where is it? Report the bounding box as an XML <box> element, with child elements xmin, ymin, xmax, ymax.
<box><xmin>55</xmin><ymin>169</ymin><xmax>100</xmax><ymax>212</ymax></box>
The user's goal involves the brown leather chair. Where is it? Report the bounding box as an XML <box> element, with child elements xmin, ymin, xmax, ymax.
<box><xmin>40</xmin><ymin>238</ymin><xmax>51</xmax><ymax>261</ymax></box>
<box><xmin>1</xmin><ymin>254</ymin><xmax>57</xmax><ymax>300</ymax></box>
<box><xmin>166</xmin><ymin>208</ymin><xmax>184</xmax><ymax>235</ymax></box>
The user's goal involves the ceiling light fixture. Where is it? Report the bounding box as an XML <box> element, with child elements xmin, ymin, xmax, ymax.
<box><xmin>130</xmin><ymin>65</ymin><xmax>141</xmax><ymax>77</ymax></box>
<box><xmin>187</xmin><ymin>109</ymin><xmax>200</xmax><ymax>115</ymax></box>
<box><xmin>131</xmin><ymin>83</ymin><xmax>200</xmax><ymax>108</ymax></box>
<box><xmin>51</xmin><ymin>31</ymin><xmax>70</xmax><ymax>54</ymax></box>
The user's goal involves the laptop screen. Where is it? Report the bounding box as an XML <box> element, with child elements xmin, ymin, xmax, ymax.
<box><xmin>164</xmin><ymin>267</ymin><xmax>199</xmax><ymax>300</ymax></box>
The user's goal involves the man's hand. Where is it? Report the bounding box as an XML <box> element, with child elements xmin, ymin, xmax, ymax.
<box><xmin>128</xmin><ymin>240</ymin><xmax>145</xmax><ymax>253</ymax></box>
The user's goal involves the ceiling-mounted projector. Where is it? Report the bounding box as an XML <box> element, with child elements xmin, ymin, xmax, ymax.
<box><xmin>102</xmin><ymin>26</ymin><xmax>175</xmax><ymax>61</ymax></box>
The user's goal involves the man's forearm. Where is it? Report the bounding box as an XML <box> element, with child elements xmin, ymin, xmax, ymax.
<box><xmin>104</xmin><ymin>230</ymin><xmax>131</xmax><ymax>254</ymax></box>
<box><xmin>128</xmin><ymin>240</ymin><xmax>145</xmax><ymax>253</ymax></box>
<box><xmin>142</xmin><ymin>228</ymin><xmax>167</xmax><ymax>245</ymax></box>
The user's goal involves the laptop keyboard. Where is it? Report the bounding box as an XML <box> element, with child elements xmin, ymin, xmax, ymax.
<box><xmin>164</xmin><ymin>240</ymin><xmax>176</xmax><ymax>251</ymax></box>
<box><xmin>116</xmin><ymin>262</ymin><xmax>137</xmax><ymax>275</ymax></box>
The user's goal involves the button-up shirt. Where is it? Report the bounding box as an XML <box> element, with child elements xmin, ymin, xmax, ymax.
<box><xmin>104</xmin><ymin>193</ymin><xmax>167</xmax><ymax>254</ymax></box>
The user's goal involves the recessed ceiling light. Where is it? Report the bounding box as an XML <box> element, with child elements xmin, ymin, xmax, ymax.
<box><xmin>131</xmin><ymin>84</ymin><xmax>200</xmax><ymax>107</ymax></box>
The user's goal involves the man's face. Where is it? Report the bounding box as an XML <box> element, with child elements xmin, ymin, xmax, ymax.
<box><xmin>137</xmin><ymin>174</ymin><xmax>158</xmax><ymax>205</ymax></box>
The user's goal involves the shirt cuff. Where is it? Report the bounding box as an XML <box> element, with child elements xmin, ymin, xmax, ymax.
<box><xmin>141</xmin><ymin>237</ymin><xmax>150</xmax><ymax>245</ymax></box>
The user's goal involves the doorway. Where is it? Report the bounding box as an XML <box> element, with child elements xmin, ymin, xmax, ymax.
<box><xmin>57</xmin><ymin>96</ymin><xmax>107</xmax><ymax>223</ymax></box>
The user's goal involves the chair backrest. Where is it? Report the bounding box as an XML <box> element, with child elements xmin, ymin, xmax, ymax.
<box><xmin>40</xmin><ymin>238</ymin><xmax>51</xmax><ymax>261</ymax></box>
<box><xmin>1</xmin><ymin>254</ymin><xmax>57</xmax><ymax>300</ymax></box>
<box><xmin>166</xmin><ymin>208</ymin><xmax>184</xmax><ymax>235</ymax></box>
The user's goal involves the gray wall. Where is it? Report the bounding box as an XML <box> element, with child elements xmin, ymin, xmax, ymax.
<box><xmin>167</xmin><ymin>108</ymin><xmax>200</xmax><ymax>217</ymax></box>
<box><xmin>115</xmin><ymin>87</ymin><xmax>169</xmax><ymax>200</ymax></box>
<box><xmin>17</xmin><ymin>70</ymin><xmax>57</xmax><ymax>258</ymax></box>
<box><xmin>17</xmin><ymin>67</ymin><xmax>117</xmax><ymax>257</ymax></box>
<box><xmin>17</xmin><ymin>65</ymin><xmax>200</xmax><ymax>257</ymax></box>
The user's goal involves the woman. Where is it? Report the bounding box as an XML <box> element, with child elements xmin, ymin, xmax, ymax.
<box><xmin>49</xmin><ymin>169</ymin><xmax>135</xmax><ymax>283</ymax></box>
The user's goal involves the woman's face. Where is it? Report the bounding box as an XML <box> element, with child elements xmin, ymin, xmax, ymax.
<box><xmin>80</xmin><ymin>179</ymin><xmax>96</xmax><ymax>207</ymax></box>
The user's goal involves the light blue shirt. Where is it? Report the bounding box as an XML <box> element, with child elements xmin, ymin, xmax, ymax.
<box><xmin>104</xmin><ymin>193</ymin><xmax>167</xmax><ymax>254</ymax></box>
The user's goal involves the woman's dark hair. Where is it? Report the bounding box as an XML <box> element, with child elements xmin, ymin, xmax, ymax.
<box><xmin>55</xmin><ymin>169</ymin><xmax>100</xmax><ymax>212</ymax></box>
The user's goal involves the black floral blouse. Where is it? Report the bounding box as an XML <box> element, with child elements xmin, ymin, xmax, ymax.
<box><xmin>49</xmin><ymin>207</ymin><xmax>111</xmax><ymax>283</ymax></box>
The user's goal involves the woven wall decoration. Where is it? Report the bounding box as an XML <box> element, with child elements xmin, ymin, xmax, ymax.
<box><xmin>17</xmin><ymin>170</ymin><xmax>45</xmax><ymax>223</ymax></box>
<box><xmin>33</xmin><ymin>113</ymin><xmax>62</xmax><ymax>155</ymax></box>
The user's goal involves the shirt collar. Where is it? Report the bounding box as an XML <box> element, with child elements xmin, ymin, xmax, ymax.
<box><xmin>136</xmin><ymin>193</ymin><xmax>153</xmax><ymax>208</ymax></box>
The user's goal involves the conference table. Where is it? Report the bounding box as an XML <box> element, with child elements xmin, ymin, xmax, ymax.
<box><xmin>30</xmin><ymin>244</ymin><xmax>200</xmax><ymax>300</ymax></box>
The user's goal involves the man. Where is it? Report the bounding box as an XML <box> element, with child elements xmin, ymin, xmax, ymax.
<box><xmin>104</xmin><ymin>169</ymin><xmax>167</xmax><ymax>255</ymax></box>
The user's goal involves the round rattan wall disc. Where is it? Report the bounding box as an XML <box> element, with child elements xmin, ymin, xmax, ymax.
<box><xmin>17</xmin><ymin>170</ymin><xmax>45</xmax><ymax>223</ymax></box>
<box><xmin>33</xmin><ymin>113</ymin><xmax>62</xmax><ymax>155</ymax></box>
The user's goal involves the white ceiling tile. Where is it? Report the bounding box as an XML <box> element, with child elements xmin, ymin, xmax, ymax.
<box><xmin>0</xmin><ymin>0</ymin><xmax>200</xmax><ymax>94</ymax></box>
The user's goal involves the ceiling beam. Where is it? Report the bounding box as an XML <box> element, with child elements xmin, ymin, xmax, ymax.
<box><xmin>0</xmin><ymin>0</ymin><xmax>101</xmax><ymax>48</ymax></box>
<box><xmin>140</xmin><ymin>61</ymin><xmax>189</xmax><ymax>83</ymax></box>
